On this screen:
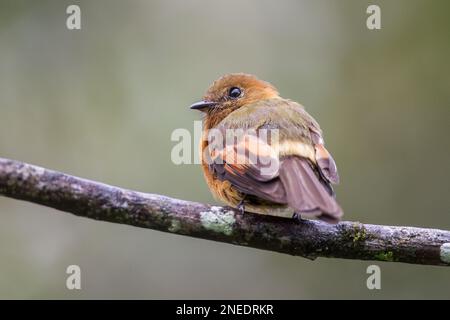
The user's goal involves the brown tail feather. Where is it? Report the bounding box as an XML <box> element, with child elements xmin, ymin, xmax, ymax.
<box><xmin>279</xmin><ymin>157</ymin><xmax>343</xmax><ymax>223</ymax></box>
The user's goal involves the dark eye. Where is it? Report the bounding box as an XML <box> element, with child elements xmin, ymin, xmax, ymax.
<box><xmin>228</xmin><ymin>87</ymin><xmax>242</xmax><ymax>99</ymax></box>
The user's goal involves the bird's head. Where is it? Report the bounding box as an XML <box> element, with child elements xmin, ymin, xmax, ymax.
<box><xmin>190</xmin><ymin>73</ymin><xmax>279</xmax><ymax>125</ymax></box>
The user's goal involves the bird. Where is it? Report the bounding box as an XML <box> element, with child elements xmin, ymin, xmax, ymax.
<box><xmin>190</xmin><ymin>73</ymin><xmax>343</xmax><ymax>224</ymax></box>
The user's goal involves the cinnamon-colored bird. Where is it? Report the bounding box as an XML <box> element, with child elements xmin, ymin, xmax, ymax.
<box><xmin>190</xmin><ymin>73</ymin><xmax>343</xmax><ymax>223</ymax></box>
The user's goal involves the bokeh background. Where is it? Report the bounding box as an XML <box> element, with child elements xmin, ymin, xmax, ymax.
<box><xmin>0</xmin><ymin>0</ymin><xmax>449</xmax><ymax>299</ymax></box>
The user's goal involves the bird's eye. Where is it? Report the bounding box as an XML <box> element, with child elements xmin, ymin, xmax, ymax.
<box><xmin>228</xmin><ymin>87</ymin><xmax>242</xmax><ymax>99</ymax></box>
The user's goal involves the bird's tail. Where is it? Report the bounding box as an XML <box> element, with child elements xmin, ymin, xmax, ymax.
<box><xmin>279</xmin><ymin>156</ymin><xmax>343</xmax><ymax>224</ymax></box>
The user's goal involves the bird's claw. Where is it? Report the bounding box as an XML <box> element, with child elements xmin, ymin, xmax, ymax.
<box><xmin>292</xmin><ymin>212</ymin><xmax>304</xmax><ymax>223</ymax></box>
<box><xmin>237</xmin><ymin>199</ymin><xmax>246</xmax><ymax>215</ymax></box>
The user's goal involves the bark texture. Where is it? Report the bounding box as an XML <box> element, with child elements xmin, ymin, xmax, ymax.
<box><xmin>1</xmin><ymin>157</ymin><xmax>449</xmax><ymax>266</ymax></box>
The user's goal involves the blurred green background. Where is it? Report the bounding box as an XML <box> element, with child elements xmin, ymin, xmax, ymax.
<box><xmin>0</xmin><ymin>0</ymin><xmax>449</xmax><ymax>299</ymax></box>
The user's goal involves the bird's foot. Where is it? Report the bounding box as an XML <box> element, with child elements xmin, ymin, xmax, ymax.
<box><xmin>237</xmin><ymin>199</ymin><xmax>246</xmax><ymax>215</ymax></box>
<box><xmin>292</xmin><ymin>212</ymin><xmax>305</xmax><ymax>223</ymax></box>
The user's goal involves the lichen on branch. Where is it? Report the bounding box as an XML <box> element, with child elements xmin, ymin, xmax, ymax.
<box><xmin>0</xmin><ymin>157</ymin><xmax>449</xmax><ymax>266</ymax></box>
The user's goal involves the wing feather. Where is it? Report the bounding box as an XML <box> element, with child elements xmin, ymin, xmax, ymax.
<box><xmin>207</xmin><ymin>130</ymin><xmax>342</xmax><ymax>223</ymax></box>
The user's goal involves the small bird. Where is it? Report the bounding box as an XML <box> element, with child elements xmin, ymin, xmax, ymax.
<box><xmin>190</xmin><ymin>73</ymin><xmax>343</xmax><ymax>223</ymax></box>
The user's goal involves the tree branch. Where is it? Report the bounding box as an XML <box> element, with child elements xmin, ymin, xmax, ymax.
<box><xmin>0</xmin><ymin>157</ymin><xmax>449</xmax><ymax>266</ymax></box>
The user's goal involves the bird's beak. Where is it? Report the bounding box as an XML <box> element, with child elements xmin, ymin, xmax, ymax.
<box><xmin>190</xmin><ymin>100</ymin><xmax>217</xmax><ymax>111</ymax></box>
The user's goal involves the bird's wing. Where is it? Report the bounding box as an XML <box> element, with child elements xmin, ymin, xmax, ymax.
<box><xmin>206</xmin><ymin>125</ymin><xmax>342</xmax><ymax>223</ymax></box>
<box><xmin>207</xmin><ymin>132</ymin><xmax>286</xmax><ymax>203</ymax></box>
<box><xmin>219</xmin><ymin>98</ymin><xmax>340</xmax><ymax>184</ymax></box>
<box><xmin>279</xmin><ymin>156</ymin><xmax>342</xmax><ymax>223</ymax></box>
<box><xmin>293</xmin><ymin>104</ymin><xmax>340</xmax><ymax>185</ymax></box>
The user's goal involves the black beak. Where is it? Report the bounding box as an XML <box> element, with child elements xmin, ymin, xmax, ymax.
<box><xmin>190</xmin><ymin>100</ymin><xmax>217</xmax><ymax>110</ymax></box>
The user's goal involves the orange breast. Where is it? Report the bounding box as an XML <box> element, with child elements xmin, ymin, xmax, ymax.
<box><xmin>200</xmin><ymin>138</ymin><xmax>243</xmax><ymax>208</ymax></box>
<box><xmin>201</xmin><ymin>162</ymin><xmax>243</xmax><ymax>208</ymax></box>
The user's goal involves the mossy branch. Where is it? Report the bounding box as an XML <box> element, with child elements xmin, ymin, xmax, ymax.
<box><xmin>0</xmin><ymin>157</ymin><xmax>449</xmax><ymax>266</ymax></box>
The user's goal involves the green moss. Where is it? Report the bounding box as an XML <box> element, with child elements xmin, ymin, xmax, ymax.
<box><xmin>375</xmin><ymin>251</ymin><xmax>394</xmax><ymax>262</ymax></box>
<box><xmin>168</xmin><ymin>219</ymin><xmax>181</xmax><ymax>233</ymax></box>
<box><xmin>352</xmin><ymin>223</ymin><xmax>367</xmax><ymax>244</ymax></box>
<box><xmin>341</xmin><ymin>222</ymin><xmax>368</xmax><ymax>246</ymax></box>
